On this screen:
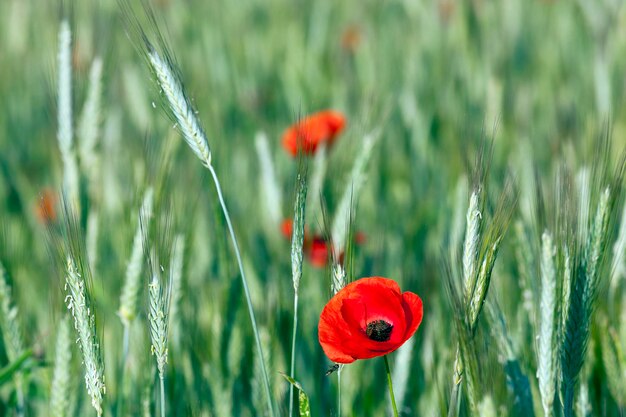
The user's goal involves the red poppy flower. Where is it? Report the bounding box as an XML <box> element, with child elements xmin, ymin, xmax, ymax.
<box><xmin>35</xmin><ymin>189</ymin><xmax>57</xmax><ymax>224</ymax></box>
<box><xmin>354</xmin><ymin>231</ymin><xmax>367</xmax><ymax>245</ymax></box>
<box><xmin>280</xmin><ymin>219</ymin><xmax>311</xmax><ymax>242</ymax></box>
<box><xmin>308</xmin><ymin>237</ymin><xmax>332</xmax><ymax>268</ymax></box>
<box><xmin>306</xmin><ymin>232</ymin><xmax>367</xmax><ymax>268</ymax></box>
<box><xmin>281</xmin><ymin>219</ymin><xmax>295</xmax><ymax>238</ymax></box>
<box><xmin>341</xmin><ymin>25</ymin><xmax>362</xmax><ymax>52</ymax></box>
<box><xmin>318</xmin><ymin>277</ymin><xmax>423</xmax><ymax>364</ymax></box>
<box><xmin>282</xmin><ymin>110</ymin><xmax>346</xmax><ymax>157</ymax></box>
<box><xmin>281</xmin><ymin>220</ymin><xmax>366</xmax><ymax>268</ymax></box>
<box><xmin>281</xmin><ymin>222</ymin><xmax>331</xmax><ymax>268</ymax></box>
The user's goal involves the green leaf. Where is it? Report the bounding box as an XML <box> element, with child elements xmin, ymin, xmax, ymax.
<box><xmin>0</xmin><ymin>349</ymin><xmax>33</xmax><ymax>386</ymax></box>
<box><xmin>280</xmin><ymin>372</ymin><xmax>311</xmax><ymax>417</ymax></box>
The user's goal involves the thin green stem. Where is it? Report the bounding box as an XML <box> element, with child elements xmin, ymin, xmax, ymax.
<box><xmin>207</xmin><ymin>164</ymin><xmax>275</xmax><ymax>417</ymax></box>
<box><xmin>448</xmin><ymin>349</ymin><xmax>462</xmax><ymax>417</ymax></box>
<box><xmin>160</xmin><ymin>376</ymin><xmax>165</xmax><ymax>417</ymax></box>
<box><xmin>448</xmin><ymin>384</ymin><xmax>460</xmax><ymax>417</ymax></box>
<box><xmin>384</xmin><ymin>355</ymin><xmax>399</xmax><ymax>417</ymax></box>
<box><xmin>448</xmin><ymin>383</ymin><xmax>460</xmax><ymax>417</ymax></box>
<box><xmin>337</xmin><ymin>367</ymin><xmax>342</xmax><ymax>417</ymax></box>
<box><xmin>288</xmin><ymin>293</ymin><xmax>299</xmax><ymax>416</ymax></box>
<box><xmin>118</xmin><ymin>324</ymin><xmax>130</xmax><ymax>416</ymax></box>
<box><xmin>15</xmin><ymin>378</ymin><xmax>25</xmax><ymax>417</ymax></box>
<box><xmin>122</xmin><ymin>325</ymin><xmax>130</xmax><ymax>365</ymax></box>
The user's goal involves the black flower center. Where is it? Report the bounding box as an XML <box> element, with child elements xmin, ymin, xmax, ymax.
<box><xmin>365</xmin><ymin>320</ymin><xmax>393</xmax><ymax>342</ymax></box>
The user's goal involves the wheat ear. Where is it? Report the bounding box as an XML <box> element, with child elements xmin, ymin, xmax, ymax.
<box><xmin>64</xmin><ymin>257</ymin><xmax>106</xmax><ymax>416</ymax></box>
<box><xmin>288</xmin><ymin>169</ymin><xmax>307</xmax><ymax>417</ymax></box>
<box><xmin>78</xmin><ymin>56</ymin><xmax>104</xmax><ymax>193</ymax></box>
<box><xmin>143</xmin><ymin>36</ymin><xmax>274</xmax><ymax>417</ymax></box>
<box><xmin>537</xmin><ymin>231</ymin><xmax>557</xmax><ymax>417</ymax></box>
<box><xmin>57</xmin><ymin>20</ymin><xmax>80</xmax><ymax>209</ymax></box>
<box><xmin>0</xmin><ymin>261</ymin><xmax>26</xmax><ymax>415</ymax></box>
<box><xmin>119</xmin><ymin>187</ymin><xmax>155</xmax><ymax>326</ymax></box>
<box><xmin>50</xmin><ymin>315</ymin><xmax>73</xmax><ymax>417</ymax></box>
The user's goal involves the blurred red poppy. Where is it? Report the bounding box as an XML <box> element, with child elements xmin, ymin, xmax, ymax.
<box><xmin>35</xmin><ymin>188</ymin><xmax>57</xmax><ymax>224</ymax></box>
<box><xmin>281</xmin><ymin>220</ymin><xmax>366</xmax><ymax>268</ymax></box>
<box><xmin>318</xmin><ymin>277</ymin><xmax>423</xmax><ymax>364</ymax></box>
<box><xmin>308</xmin><ymin>237</ymin><xmax>332</xmax><ymax>268</ymax></box>
<box><xmin>282</xmin><ymin>110</ymin><xmax>346</xmax><ymax>157</ymax></box>
<box><xmin>280</xmin><ymin>219</ymin><xmax>311</xmax><ymax>242</ymax></box>
<box><xmin>281</xmin><ymin>219</ymin><xmax>295</xmax><ymax>238</ymax></box>
<box><xmin>354</xmin><ymin>231</ymin><xmax>367</xmax><ymax>245</ymax></box>
<box><xmin>341</xmin><ymin>25</ymin><xmax>362</xmax><ymax>52</ymax></box>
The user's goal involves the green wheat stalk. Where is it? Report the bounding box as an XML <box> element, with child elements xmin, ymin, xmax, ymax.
<box><xmin>56</xmin><ymin>19</ymin><xmax>80</xmax><ymax>210</ymax></box>
<box><xmin>600</xmin><ymin>320</ymin><xmax>626</xmax><ymax>405</ymax></box>
<box><xmin>560</xmin><ymin>186</ymin><xmax>613</xmax><ymax>415</ymax></box>
<box><xmin>50</xmin><ymin>315</ymin><xmax>73</xmax><ymax>417</ymax></box>
<box><xmin>289</xmin><ymin>169</ymin><xmax>307</xmax><ymax>417</ymax></box>
<box><xmin>64</xmin><ymin>256</ymin><xmax>106</xmax><ymax>416</ymax></box>
<box><xmin>119</xmin><ymin>187</ymin><xmax>155</xmax><ymax>327</ymax></box>
<box><xmin>537</xmin><ymin>231</ymin><xmax>558</xmax><ymax>417</ymax></box>
<box><xmin>167</xmin><ymin>233</ymin><xmax>185</xmax><ymax>348</ymax></box>
<box><xmin>119</xmin><ymin>5</ymin><xmax>276</xmax><ymax>414</ymax></box>
<box><xmin>0</xmin><ymin>261</ymin><xmax>26</xmax><ymax>416</ymax></box>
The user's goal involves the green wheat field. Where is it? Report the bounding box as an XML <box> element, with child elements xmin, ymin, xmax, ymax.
<box><xmin>1</xmin><ymin>0</ymin><xmax>626</xmax><ymax>416</ymax></box>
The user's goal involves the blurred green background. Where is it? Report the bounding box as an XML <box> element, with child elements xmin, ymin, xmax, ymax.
<box><xmin>1</xmin><ymin>0</ymin><xmax>626</xmax><ymax>416</ymax></box>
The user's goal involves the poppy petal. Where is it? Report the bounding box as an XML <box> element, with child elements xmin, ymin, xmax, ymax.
<box><xmin>281</xmin><ymin>219</ymin><xmax>294</xmax><ymax>238</ymax></box>
<box><xmin>281</xmin><ymin>110</ymin><xmax>346</xmax><ymax>157</ymax></box>
<box><xmin>401</xmin><ymin>291</ymin><xmax>424</xmax><ymax>341</ymax></box>
<box><xmin>308</xmin><ymin>238</ymin><xmax>330</xmax><ymax>268</ymax></box>
<box><xmin>340</xmin><ymin>298</ymin><xmax>367</xmax><ymax>332</ymax></box>
<box><xmin>318</xmin><ymin>288</ymin><xmax>361</xmax><ymax>363</ymax></box>
<box><xmin>346</xmin><ymin>278</ymin><xmax>407</xmax><ymax>334</ymax></box>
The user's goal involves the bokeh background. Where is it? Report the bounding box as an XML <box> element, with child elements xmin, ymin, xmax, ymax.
<box><xmin>1</xmin><ymin>0</ymin><xmax>626</xmax><ymax>416</ymax></box>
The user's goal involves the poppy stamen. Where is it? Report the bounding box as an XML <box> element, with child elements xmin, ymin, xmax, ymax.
<box><xmin>365</xmin><ymin>320</ymin><xmax>393</xmax><ymax>342</ymax></box>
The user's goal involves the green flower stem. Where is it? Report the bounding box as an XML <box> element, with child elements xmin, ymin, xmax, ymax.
<box><xmin>384</xmin><ymin>355</ymin><xmax>399</xmax><ymax>417</ymax></box>
<box><xmin>337</xmin><ymin>367</ymin><xmax>342</xmax><ymax>417</ymax></box>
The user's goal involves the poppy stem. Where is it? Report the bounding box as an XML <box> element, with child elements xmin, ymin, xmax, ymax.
<box><xmin>337</xmin><ymin>366</ymin><xmax>342</xmax><ymax>417</ymax></box>
<box><xmin>384</xmin><ymin>355</ymin><xmax>399</xmax><ymax>417</ymax></box>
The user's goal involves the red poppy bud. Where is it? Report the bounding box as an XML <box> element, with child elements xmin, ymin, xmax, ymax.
<box><xmin>282</xmin><ymin>110</ymin><xmax>346</xmax><ymax>157</ymax></box>
<box><xmin>318</xmin><ymin>277</ymin><xmax>423</xmax><ymax>364</ymax></box>
<box><xmin>281</xmin><ymin>219</ymin><xmax>311</xmax><ymax>245</ymax></box>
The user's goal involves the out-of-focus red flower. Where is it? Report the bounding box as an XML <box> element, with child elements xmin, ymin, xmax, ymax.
<box><xmin>280</xmin><ymin>220</ymin><xmax>366</xmax><ymax>268</ymax></box>
<box><xmin>318</xmin><ymin>277</ymin><xmax>423</xmax><ymax>364</ymax></box>
<box><xmin>438</xmin><ymin>0</ymin><xmax>455</xmax><ymax>23</ymax></box>
<box><xmin>35</xmin><ymin>189</ymin><xmax>57</xmax><ymax>224</ymax></box>
<box><xmin>341</xmin><ymin>25</ymin><xmax>362</xmax><ymax>52</ymax></box>
<box><xmin>281</xmin><ymin>219</ymin><xmax>295</xmax><ymax>238</ymax></box>
<box><xmin>308</xmin><ymin>237</ymin><xmax>332</xmax><ymax>268</ymax></box>
<box><xmin>354</xmin><ymin>232</ymin><xmax>367</xmax><ymax>245</ymax></box>
<box><xmin>282</xmin><ymin>110</ymin><xmax>346</xmax><ymax>157</ymax></box>
<box><xmin>281</xmin><ymin>219</ymin><xmax>311</xmax><ymax>242</ymax></box>
<box><xmin>306</xmin><ymin>232</ymin><xmax>367</xmax><ymax>269</ymax></box>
